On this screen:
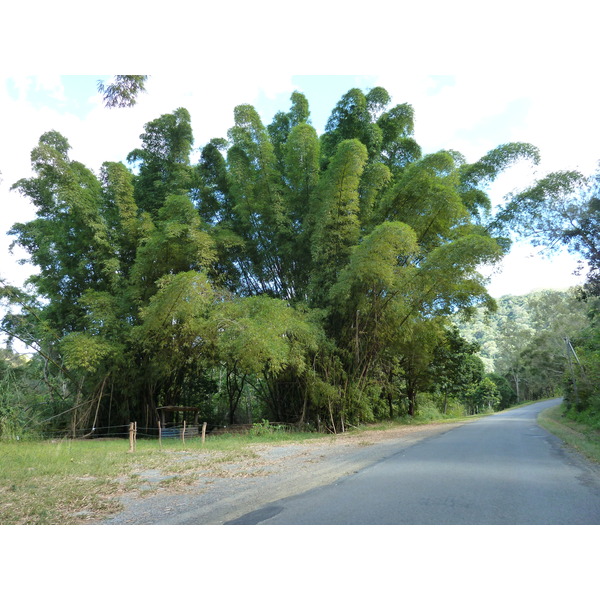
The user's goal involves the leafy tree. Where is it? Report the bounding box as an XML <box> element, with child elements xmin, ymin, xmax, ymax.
<box><xmin>377</xmin><ymin>102</ymin><xmax>420</xmax><ymax>171</ymax></box>
<box><xmin>97</xmin><ymin>75</ymin><xmax>148</xmax><ymax>109</ymax></box>
<box><xmin>394</xmin><ymin>318</ymin><xmax>445</xmax><ymax>417</ymax></box>
<box><xmin>321</xmin><ymin>88</ymin><xmax>380</xmax><ymax>160</ymax></box>
<box><xmin>430</xmin><ymin>326</ymin><xmax>485</xmax><ymax>414</ymax></box>
<box><xmin>456</xmin><ymin>289</ymin><xmax>591</xmax><ymax>404</ymax></box>
<box><xmin>310</xmin><ymin>139</ymin><xmax>368</xmax><ymax>307</ymax></box>
<box><xmin>224</xmin><ymin>104</ymin><xmax>292</xmax><ymax>297</ymax></box>
<box><xmin>458</xmin><ymin>142</ymin><xmax>540</xmax><ymax>222</ymax></box>
<box><xmin>127</xmin><ymin>107</ymin><xmax>195</xmax><ymax>217</ymax></box>
<box><xmin>4</xmin><ymin>85</ymin><xmax>551</xmax><ymax>435</ymax></box>
<box><xmin>563</xmin><ymin>301</ymin><xmax>600</xmax><ymax>423</ymax></box>
<box><xmin>328</xmin><ymin>221</ymin><xmax>419</xmax><ymax>418</ymax></box>
<box><xmin>487</xmin><ymin>372</ymin><xmax>516</xmax><ymax>410</ymax></box>
<box><xmin>129</xmin><ymin>195</ymin><xmax>216</xmax><ymax>303</ymax></box>
<box><xmin>490</xmin><ymin>157</ymin><xmax>600</xmax><ymax>419</ymax></box>
<box><xmin>0</xmin><ymin>349</ymin><xmax>32</xmax><ymax>439</ymax></box>
<box><xmin>494</xmin><ymin>166</ymin><xmax>600</xmax><ymax>295</ymax></box>
<box><xmin>466</xmin><ymin>376</ymin><xmax>501</xmax><ymax>414</ymax></box>
<box><xmin>211</xmin><ymin>296</ymin><xmax>321</xmax><ymax>423</ymax></box>
<box><xmin>268</xmin><ymin>91</ymin><xmax>311</xmax><ymax>170</ymax></box>
<box><xmin>9</xmin><ymin>132</ymin><xmax>119</xmax><ymax>334</ymax></box>
<box><xmin>5</xmin><ymin>117</ymin><xmax>215</xmax><ymax>433</ymax></box>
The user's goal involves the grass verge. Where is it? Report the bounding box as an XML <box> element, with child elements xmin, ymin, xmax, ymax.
<box><xmin>538</xmin><ymin>404</ymin><xmax>600</xmax><ymax>464</ymax></box>
<box><xmin>0</xmin><ymin>412</ymin><xmax>483</xmax><ymax>525</ymax></box>
<box><xmin>0</xmin><ymin>430</ymin><xmax>325</xmax><ymax>525</ymax></box>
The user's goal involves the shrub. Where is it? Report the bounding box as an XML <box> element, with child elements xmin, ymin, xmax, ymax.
<box><xmin>249</xmin><ymin>419</ymin><xmax>277</xmax><ymax>436</ymax></box>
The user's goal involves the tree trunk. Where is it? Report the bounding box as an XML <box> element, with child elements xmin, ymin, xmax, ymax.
<box><xmin>407</xmin><ymin>385</ymin><xmax>417</xmax><ymax>417</ymax></box>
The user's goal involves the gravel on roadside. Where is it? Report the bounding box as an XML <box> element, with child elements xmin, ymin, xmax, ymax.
<box><xmin>101</xmin><ymin>421</ymin><xmax>466</xmax><ymax>525</ymax></box>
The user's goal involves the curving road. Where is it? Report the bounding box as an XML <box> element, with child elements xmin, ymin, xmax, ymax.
<box><xmin>227</xmin><ymin>398</ymin><xmax>600</xmax><ymax>524</ymax></box>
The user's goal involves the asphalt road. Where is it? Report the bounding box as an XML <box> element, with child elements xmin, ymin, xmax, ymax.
<box><xmin>227</xmin><ymin>398</ymin><xmax>600</xmax><ymax>524</ymax></box>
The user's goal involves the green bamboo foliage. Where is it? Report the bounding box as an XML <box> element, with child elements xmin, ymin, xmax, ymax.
<box><xmin>127</xmin><ymin>107</ymin><xmax>195</xmax><ymax>216</ymax></box>
<box><xmin>4</xmin><ymin>89</ymin><xmax>551</xmax><ymax>433</ymax></box>
<box><xmin>459</xmin><ymin>142</ymin><xmax>540</xmax><ymax>222</ymax></box>
<box><xmin>282</xmin><ymin>123</ymin><xmax>321</xmax><ymax>301</ymax></box>
<box><xmin>10</xmin><ymin>132</ymin><xmax>118</xmax><ymax>331</ymax></box>
<box><xmin>226</xmin><ymin>104</ymin><xmax>291</xmax><ymax>296</ymax></box>
<box><xmin>310</xmin><ymin>139</ymin><xmax>369</xmax><ymax>307</ymax></box>
<box><xmin>130</xmin><ymin>194</ymin><xmax>216</xmax><ymax>304</ymax></box>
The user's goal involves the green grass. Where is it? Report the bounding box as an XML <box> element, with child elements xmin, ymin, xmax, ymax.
<box><xmin>538</xmin><ymin>404</ymin><xmax>600</xmax><ymax>464</ymax></box>
<box><xmin>0</xmin><ymin>430</ymin><xmax>326</xmax><ymax>525</ymax></box>
<box><xmin>0</xmin><ymin>439</ymin><xmax>135</xmax><ymax>524</ymax></box>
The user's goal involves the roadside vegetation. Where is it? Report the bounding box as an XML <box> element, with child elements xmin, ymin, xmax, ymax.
<box><xmin>538</xmin><ymin>403</ymin><xmax>600</xmax><ymax>464</ymax></box>
<box><xmin>0</xmin><ymin>81</ymin><xmax>572</xmax><ymax>439</ymax></box>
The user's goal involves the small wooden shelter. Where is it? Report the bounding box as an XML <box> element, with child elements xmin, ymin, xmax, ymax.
<box><xmin>156</xmin><ymin>406</ymin><xmax>200</xmax><ymax>438</ymax></box>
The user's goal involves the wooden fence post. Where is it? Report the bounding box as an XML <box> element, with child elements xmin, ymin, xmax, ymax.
<box><xmin>158</xmin><ymin>420</ymin><xmax>162</xmax><ymax>448</ymax></box>
<box><xmin>201</xmin><ymin>421</ymin><xmax>207</xmax><ymax>445</ymax></box>
<box><xmin>128</xmin><ymin>422</ymin><xmax>136</xmax><ymax>453</ymax></box>
<box><xmin>181</xmin><ymin>420</ymin><xmax>186</xmax><ymax>445</ymax></box>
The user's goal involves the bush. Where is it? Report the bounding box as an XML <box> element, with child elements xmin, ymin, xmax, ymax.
<box><xmin>564</xmin><ymin>405</ymin><xmax>600</xmax><ymax>429</ymax></box>
<box><xmin>249</xmin><ymin>419</ymin><xmax>278</xmax><ymax>436</ymax></box>
<box><xmin>0</xmin><ymin>402</ymin><xmax>26</xmax><ymax>440</ymax></box>
<box><xmin>416</xmin><ymin>399</ymin><xmax>443</xmax><ymax>421</ymax></box>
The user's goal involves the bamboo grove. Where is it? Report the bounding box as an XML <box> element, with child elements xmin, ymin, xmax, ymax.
<box><xmin>3</xmin><ymin>87</ymin><xmax>546</xmax><ymax>434</ymax></box>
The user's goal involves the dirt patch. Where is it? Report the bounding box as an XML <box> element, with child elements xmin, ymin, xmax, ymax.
<box><xmin>101</xmin><ymin>421</ymin><xmax>466</xmax><ymax>525</ymax></box>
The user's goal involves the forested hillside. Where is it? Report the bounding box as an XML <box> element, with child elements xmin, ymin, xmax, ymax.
<box><xmin>455</xmin><ymin>289</ymin><xmax>591</xmax><ymax>404</ymax></box>
<box><xmin>1</xmin><ymin>81</ymin><xmax>599</xmax><ymax>438</ymax></box>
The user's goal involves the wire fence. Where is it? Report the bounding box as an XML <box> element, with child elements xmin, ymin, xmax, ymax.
<box><xmin>3</xmin><ymin>416</ymin><xmax>310</xmax><ymax>444</ymax></box>
<box><xmin>2</xmin><ymin>421</ymin><xmax>199</xmax><ymax>442</ymax></box>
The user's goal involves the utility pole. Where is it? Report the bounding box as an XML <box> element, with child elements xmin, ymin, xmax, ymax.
<box><xmin>564</xmin><ymin>337</ymin><xmax>580</xmax><ymax>407</ymax></box>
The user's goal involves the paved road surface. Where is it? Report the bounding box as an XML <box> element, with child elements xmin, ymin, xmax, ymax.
<box><xmin>227</xmin><ymin>399</ymin><xmax>600</xmax><ymax>524</ymax></box>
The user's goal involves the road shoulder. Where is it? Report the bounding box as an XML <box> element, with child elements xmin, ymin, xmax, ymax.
<box><xmin>102</xmin><ymin>421</ymin><xmax>466</xmax><ymax>525</ymax></box>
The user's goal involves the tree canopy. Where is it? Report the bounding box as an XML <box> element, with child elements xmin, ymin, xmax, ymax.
<box><xmin>3</xmin><ymin>85</ymin><xmax>571</xmax><ymax>436</ymax></box>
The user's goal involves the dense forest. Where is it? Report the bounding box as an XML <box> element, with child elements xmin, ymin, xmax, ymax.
<box><xmin>455</xmin><ymin>289</ymin><xmax>594</xmax><ymax>407</ymax></box>
<box><xmin>1</xmin><ymin>80</ymin><xmax>599</xmax><ymax>438</ymax></box>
